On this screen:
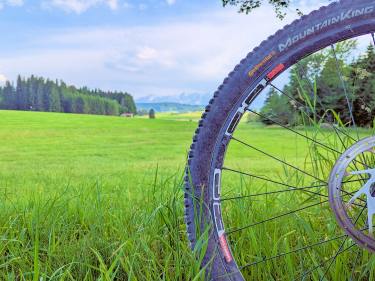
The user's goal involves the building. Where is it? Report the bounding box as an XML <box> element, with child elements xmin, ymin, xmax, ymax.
<box><xmin>120</xmin><ymin>113</ymin><xmax>134</xmax><ymax>118</ymax></box>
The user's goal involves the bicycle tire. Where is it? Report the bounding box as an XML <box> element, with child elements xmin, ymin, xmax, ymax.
<box><xmin>184</xmin><ymin>1</ymin><xmax>375</xmax><ymax>280</ymax></box>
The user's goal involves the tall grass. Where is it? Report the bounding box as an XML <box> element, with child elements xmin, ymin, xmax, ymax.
<box><xmin>0</xmin><ymin>168</ymin><xmax>209</xmax><ymax>280</ymax></box>
<box><xmin>222</xmin><ymin>120</ymin><xmax>375</xmax><ymax>280</ymax></box>
<box><xmin>219</xmin><ymin>67</ymin><xmax>375</xmax><ymax>280</ymax></box>
<box><xmin>1</xmin><ymin>109</ymin><xmax>375</xmax><ymax>280</ymax></box>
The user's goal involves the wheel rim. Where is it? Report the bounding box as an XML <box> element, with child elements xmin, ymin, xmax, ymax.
<box><xmin>329</xmin><ymin>135</ymin><xmax>375</xmax><ymax>252</ymax></box>
<box><xmin>214</xmin><ymin>33</ymin><xmax>375</xmax><ymax>280</ymax></box>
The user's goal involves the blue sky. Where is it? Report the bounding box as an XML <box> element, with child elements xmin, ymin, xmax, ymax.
<box><xmin>0</xmin><ymin>0</ymin><xmax>328</xmax><ymax>100</ymax></box>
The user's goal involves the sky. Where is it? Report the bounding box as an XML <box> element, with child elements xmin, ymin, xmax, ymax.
<box><xmin>0</xmin><ymin>0</ymin><xmax>329</xmax><ymax>101</ymax></box>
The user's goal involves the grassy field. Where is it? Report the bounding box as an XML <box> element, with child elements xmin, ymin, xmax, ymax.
<box><xmin>0</xmin><ymin>110</ymin><xmax>374</xmax><ymax>280</ymax></box>
<box><xmin>136</xmin><ymin>111</ymin><xmax>203</xmax><ymax>123</ymax></box>
<box><xmin>0</xmin><ymin>110</ymin><xmax>200</xmax><ymax>281</ymax></box>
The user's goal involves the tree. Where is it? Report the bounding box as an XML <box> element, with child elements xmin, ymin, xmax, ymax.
<box><xmin>15</xmin><ymin>75</ymin><xmax>28</xmax><ymax>110</ymax></box>
<box><xmin>222</xmin><ymin>0</ymin><xmax>299</xmax><ymax>19</ymax></box>
<box><xmin>149</xmin><ymin>108</ymin><xmax>156</xmax><ymax>119</ymax></box>
<box><xmin>74</xmin><ymin>96</ymin><xmax>87</xmax><ymax>113</ymax></box>
<box><xmin>28</xmin><ymin>75</ymin><xmax>38</xmax><ymax>111</ymax></box>
<box><xmin>36</xmin><ymin>80</ymin><xmax>45</xmax><ymax>111</ymax></box>
<box><xmin>316</xmin><ymin>56</ymin><xmax>351</xmax><ymax>124</ymax></box>
<box><xmin>260</xmin><ymin>87</ymin><xmax>294</xmax><ymax>125</ymax></box>
<box><xmin>282</xmin><ymin>40</ymin><xmax>357</xmax><ymax>125</ymax></box>
<box><xmin>0</xmin><ymin>74</ymin><xmax>136</xmax><ymax>116</ymax></box>
<box><xmin>49</xmin><ymin>86</ymin><xmax>62</xmax><ymax>112</ymax></box>
<box><xmin>1</xmin><ymin>81</ymin><xmax>15</xmax><ymax>109</ymax></box>
<box><xmin>350</xmin><ymin>44</ymin><xmax>375</xmax><ymax>127</ymax></box>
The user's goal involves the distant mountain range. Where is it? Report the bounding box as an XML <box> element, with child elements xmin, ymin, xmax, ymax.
<box><xmin>136</xmin><ymin>102</ymin><xmax>204</xmax><ymax>113</ymax></box>
<box><xmin>136</xmin><ymin>93</ymin><xmax>211</xmax><ymax>106</ymax></box>
<box><xmin>135</xmin><ymin>92</ymin><xmax>265</xmax><ymax>112</ymax></box>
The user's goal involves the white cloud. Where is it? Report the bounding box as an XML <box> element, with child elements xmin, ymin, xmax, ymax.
<box><xmin>0</xmin><ymin>74</ymin><xmax>7</xmax><ymax>85</ymax></box>
<box><xmin>136</xmin><ymin>47</ymin><xmax>158</xmax><ymax>61</ymax></box>
<box><xmin>0</xmin><ymin>1</ymin><xmax>335</xmax><ymax>98</ymax></box>
<box><xmin>166</xmin><ymin>0</ymin><xmax>175</xmax><ymax>5</ymax></box>
<box><xmin>107</xmin><ymin>0</ymin><xmax>118</xmax><ymax>10</ymax></box>
<box><xmin>7</xmin><ymin>0</ymin><xmax>23</xmax><ymax>6</ymax></box>
<box><xmin>47</xmin><ymin>0</ymin><xmax>118</xmax><ymax>13</ymax></box>
<box><xmin>0</xmin><ymin>0</ymin><xmax>24</xmax><ymax>9</ymax></box>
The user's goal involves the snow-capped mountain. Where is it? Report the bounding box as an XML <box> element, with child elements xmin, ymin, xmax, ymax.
<box><xmin>136</xmin><ymin>93</ymin><xmax>211</xmax><ymax>106</ymax></box>
<box><xmin>135</xmin><ymin>92</ymin><xmax>265</xmax><ymax>110</ymax></box>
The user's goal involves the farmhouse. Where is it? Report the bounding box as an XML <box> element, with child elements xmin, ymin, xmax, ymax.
<box><xmin>121</xmin><ymin>113</ymin><xmax>134</xmax><ymax>118</ymax></box>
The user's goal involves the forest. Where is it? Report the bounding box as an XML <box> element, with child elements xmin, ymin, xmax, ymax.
<box><xmin>260</xmin><ymin>42</ymin><xmax>375</xmax><ymax>127</ymax></box>
<box><xmin>0</xmin><ymin>75</ymin><xmax>137</xmax><ymax>116</ymax></box>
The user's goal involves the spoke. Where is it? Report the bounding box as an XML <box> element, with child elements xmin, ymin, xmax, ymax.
<box><xmin>328</xmin><ymin>46</ymin><xmax>372</xmax><ymax>183</ymax></box>
<box><xmin>249</xmin><ymin>108</ymin><xmax>371</xmax><ymax>169</ymax></box>
<box><xmin>330</xmin><ymin>44</ymin><xmax>357</xmax><ymax>129</ymax></box>
<box><xmin>294</xmin><ymin>62</ymin><xmax>348</xmax><ymax>150</ymax></box>
<box><xmin>221</xmin><ymin>167</ymin><xmax>328</xmax><ymax>200</ymax></box>
<box><xmin>318</xmin><ymin>204</ymin><xmax>367</xmax><ymax>281</ymax></box>
<box><xmin>295</xmin><ymin>243</ymin><xmax>356</xmax><ymax>281</ymax></box>
<box><xmin>269</xmin><ymin>82</ymin><xmax>357</xmax><ymax>144</ymax></box>
<box><xmin>231</xmin><ymin>136</ymin><xmax>327</xmax><ymax>184</ymax></box>
<box><xmin>269</xmin><ymin>83</ymin><xmax>301</xmax><ymax>107</ymax></box>
<box><xmin>217</xmin><ymin>34</ymin><xmax>375</xmax><ymax>281</ymax></box>
<box><xmin>276</xmin><ymin>61</ymin><xmax>355</xmax><ymax>145</ymax></box>
<box><xmin>226</xmin><ymin>200</ymin><xmax>329</xmax><ymax>235</ymax></box>
<box><xmin>296</xmin><ymin>212</ymin><xmax>366</xmax><ymax>281</ymax></box>
<box><xmin>296</xmin><ymin>63</ymin><xmax>327</xmax><ymax>112</ymax></box>
<box><xmin>229</xmin><ymin>138</ymin><xmax>367</xmax><ymax>204</ymax></box>
<box><xmin>295</xmin><ymin>59</ymin><xmax>359</xmax><ymax>145</ymax></box>
<box><xmin>341</xmin><ymin>162</ymin><xmax>371</xmax><ymax>204</ymax></box>
<box><xmin>221</xmin><ymin>184</ymin><xmax>327</xmax><ymax>201</ymax></box>
<box><xmin>239</xmin><ymin>232</ymin><xmax>347</xmax><ymax>270</ymax></box>
<box><xmin>248</xmin><ymin>109</ymin><xmax>342</xmax><ymax>154</ymax></box>
<box><xmin>349</xmin><ymin>246</ymin><xmax>361</xmax><ymax>280</ymax></box>
<box><xmin>340</xmin><ymin>189</ymin><xmax>367</xmax><ymax>206</ymax></box>
<box><xmin>221</xmin><ymin>168</ymin><xmax>366</xmax><ymax>206</ymax></box>
<box><xmin>270</xmin><ymin>77</ymin><xmax>373</xmax><ymax>185</ymax></box>
<box><xmin>348</xmin><ymin>158</ymin><xmax>371</xmax><ymax>187</ymax></box>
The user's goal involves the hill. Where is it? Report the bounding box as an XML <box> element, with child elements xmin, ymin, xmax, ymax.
<box><xmin>136</xmin><ymin>102</ymin><xmax>204</xmax><ymax>113</ymax></box>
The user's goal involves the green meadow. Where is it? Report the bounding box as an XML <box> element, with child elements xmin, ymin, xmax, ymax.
<box><xmin>1</xmin><ymin>110</ymin><xmax>374</xmax><ymax>280</ymax></box>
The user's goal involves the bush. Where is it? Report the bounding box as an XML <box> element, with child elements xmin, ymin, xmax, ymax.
<box><xmin>149</xmin><ymin>109</ymin><xmax>156</xmax><ymax>119</ymax></box>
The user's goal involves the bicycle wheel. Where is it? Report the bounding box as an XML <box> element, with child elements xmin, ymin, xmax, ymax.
<box><xmin>184</xmin><ymin>0</ymin><xmax>375</xmax><ymax>280</ymax></box>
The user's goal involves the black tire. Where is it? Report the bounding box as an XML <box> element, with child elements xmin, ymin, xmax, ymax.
<box><xmin>184</xmin><ymin>1</ymin><xmax>375</xmax><ymax>280</ymax></box>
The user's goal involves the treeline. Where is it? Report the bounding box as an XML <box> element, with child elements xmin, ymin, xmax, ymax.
<box><xmin>0</xmin><ymin>75</ymin><xmax>137</xmax><ymax>116</ymax></box>
<box><xmin>260</xmin><ymin>41</ymin><xmax>375</xmax><ymax>127</ymax></box>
